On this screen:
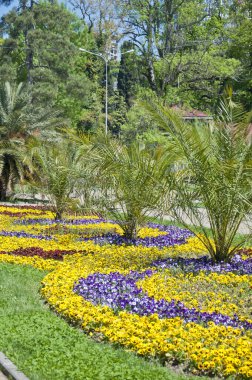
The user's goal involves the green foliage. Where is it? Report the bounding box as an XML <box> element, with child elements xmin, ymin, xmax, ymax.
<box><xmin>0</xmin><ymin>0</ymin><xmax>251</xmax><ymax>120</ymax></box>
<box><xmin>91</xmin><ymin>137</ymin><xmax>170</xmax><ymax>239</ymax></box>
<box><xmin>143</xmin><ymin>97</ymin><xmax>252</xmax><ymax>262</ymax></box>
<box><xmin>0</xmin><ymin>263</ymin><xmax>199</xmax><ymax>380</ymax></box>
<box><xmin>155</xmin><ymin>48</ymin><xmax>241</xmax><ymax>110</ymax></box>
<box><xmin>28</xmin><ymin>140</ymin><xmax>83</xmax><ymax>219</ymax></box>
<box><xmin>119</xmin><ymin>0</ymin><xmax>241</xmax><ymax>108</ymax></box>
<box><xmin>227</xmin><ymin>7</ymin><xmax>252</xmax><ymax>109</ymax></box>
<box><xmin>118</xmin><ymin>41</ymin><xmax>140</xmax><ymax>106</ymax></box>
<box><xmin>0</xmin><ymin>2</ymin><xmax>99</xmax><ymax>129</ymax></box>
<box><xmin>0</xmin><ymin>81</ymin><xmax>61</xmax><ymax>200</ymax></box>
<box><xmin>120</xmin><ymin>103</ymin><xmax>167</xmax><ymax>146</ymax></box>
<box><xmin>108</xmin><ymin>91</ymin><xmax>128</xmax><ymax>135</ymax></box>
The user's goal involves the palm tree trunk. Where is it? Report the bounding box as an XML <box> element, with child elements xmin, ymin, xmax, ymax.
<box><xmin>55</xmin><ymin>210</ymin><xmax>62</xmax><ymax>220</ymax></box>
<box><xmin>123</xmin><ymin>221</ymin><xmax>138</xmax><ymax>240</ymax></box>
<box><xmin>0</xmin><ymin>160</ymin><xmax>11</xmax><ymax>201</ymax></box>
<box><xmin>0</xmin><ymin>177</ymin><xmax>8</xmax><ymax>201</ymax></box>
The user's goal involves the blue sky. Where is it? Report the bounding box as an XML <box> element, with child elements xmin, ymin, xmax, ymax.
<box><xmin>0</xmin><ymin>1</ymin><xmax>18</xmax><ymax>17</ymax></box>
<box><xmin>0</xmin><ymin>1</ymin><xmax>70</xmax><ymax>18</ymax></box>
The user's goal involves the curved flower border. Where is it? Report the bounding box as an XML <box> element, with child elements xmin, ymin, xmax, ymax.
<box><xmin>0</xmin><ymin>206</ymin><xmax>252</xmax><ymax>378</ymax></box>
<box><xmin>41</xmin><ymin>251</ymin><xmax>252</xmax><ymax>378</ymax></box>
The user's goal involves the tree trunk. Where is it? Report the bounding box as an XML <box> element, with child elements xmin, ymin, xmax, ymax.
<box><xmin>123</xmin><ymin>221</ymin><xmax>138</xmax><ymax>240</ymax></box>
<box><xmin>55</xmin><ymin>210</ymin><xmax>62</xmax><ymax>220</ymax></box>
<box><xmin>146</xmin><ymin>4</ymin><xmax>157</xmax><ymax>92</ymax></box>
<box><xmin>0</xmin><ymin>159</ymin><xmax>11</xmax><ymax>201</ymax></box>
<box><xmin>0</xmin><ymin>177</ymin><xmax>8</xmax><ymax>201</ymax></box>
<box><xmin>147</xmin><ymin>58</ymin><xmax>157</xmax><ymax>92</ymax></box>
<box><xmin>213</xmin><ymin>242</ymin><xmax>230</xmax><ymax>263</ymax></box>
<box><xmin>21</xmin><ymin>0</ymin><xmax>35</xmax><ymax>85</ymax></box>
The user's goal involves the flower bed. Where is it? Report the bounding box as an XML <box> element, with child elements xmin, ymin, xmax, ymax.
<box><xmin>0</xmin><ymin>206</ymin><xmax>252</xmax><ymax>378</ymax></box>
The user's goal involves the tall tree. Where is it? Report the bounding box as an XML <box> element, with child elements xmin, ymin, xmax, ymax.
<box><xmin>117</xmin><ymin>41</ymin><xmax>140</xmax><ymax>106</ymax></box>
<box><xmin>0</xmin><ymin>1</ymin><xmax>96</xmax><ymax>127</ymax></box>
<box><xmin>227</xmin><ymin>0</ymin><xmax>252</xmax><ymax>109</ymax></box>
<box><xmin>69</xmin><ymin>0</ymin><xmax>122</xmax><ymax>48</ymax></box>
<box><xmin>119</xmin><ymin>0</ymin><xmax>241</xmax><ymax>108</ymax></box>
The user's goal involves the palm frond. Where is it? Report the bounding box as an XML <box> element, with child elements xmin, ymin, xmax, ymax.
<box><xmin>143</xmin><ymin>98</ymin><xmax>252</xmax><ymax>262</ymax></box>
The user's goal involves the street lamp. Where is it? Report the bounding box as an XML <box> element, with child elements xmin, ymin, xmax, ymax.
<box><xmin>79</xmin><ymin>47</ymin><xmax>134</xmax><ymax>135</ymax></box>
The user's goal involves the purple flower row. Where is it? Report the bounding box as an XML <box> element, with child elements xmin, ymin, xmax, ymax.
<box><xmin>0</xmin><ymin>231</ymin><xmax>52</xmax><ymax>240</ymax></box>
<box><xmin>81</xmin><ymin>224</ymin><xmax>193</xmax><ymax>248</ymax></box>
<box><xmin>151</xmin><ymin>255</ymin><xmax>252</xmax><ymax>275</ymax></box>
<box><xmin>14</xmin><ymin>218</ymin><xmax>107</xmax><ymax>225</ymax></box>
<box><xmin>12</xmin><ymin>218</ymin><xmax>193</xmax><ymax>248</ymax></box>
<box><xmin>3</xmin><ymin>221</ymin><xmax>193</xmax><ymax>250</ymax></box>
<box><xmin>74</xmin><ymin>270</ymin><xmax>252</xmax><ymax>330</ymax></box>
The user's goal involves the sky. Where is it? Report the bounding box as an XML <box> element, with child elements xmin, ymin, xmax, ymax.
<box><xmin>0</xmin><ymin>1</ymin><xmax>69</xmax><ymax>18</ymax></box>
<box><xmin>0</xmin><ymin>2</ymin><xmax>18</xmax><ymax>17</ymax></box>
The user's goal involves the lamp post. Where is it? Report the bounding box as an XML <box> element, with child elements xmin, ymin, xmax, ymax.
<box><xmin>79</xmin><ymin>47</ymin><xmax>134</xmax><ymax>135</ymax></box>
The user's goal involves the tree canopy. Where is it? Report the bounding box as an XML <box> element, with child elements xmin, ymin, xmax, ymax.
<box><xmin>0</xmin><ymin>0</ymin><xmax>250</xmax><ymax>133</ymax></box>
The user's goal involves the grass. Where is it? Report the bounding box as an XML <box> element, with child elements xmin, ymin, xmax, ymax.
<box><xmin>0</xmin><ymin>262</ymin><xmax>205</xmax><ymax>380</ymax></box>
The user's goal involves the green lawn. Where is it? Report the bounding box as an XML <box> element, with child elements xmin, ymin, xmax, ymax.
<box><xmin>0</xmin><ymin>263</ymin><xmax>204</xmax><ymax>380</ymax></box>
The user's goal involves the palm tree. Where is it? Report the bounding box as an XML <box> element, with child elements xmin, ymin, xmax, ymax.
<box><xmin>143</xmin><ymin>97</ymin><xmax>252</xmax><ymax>262</ymax></box>
<box><xmin>0</xmin><ymin>81</ymin><xmax>63</xmax><ymax>200</ymax></box>
<box><xmin>91</xmin><ymin>137</ymin><xmax>170</xmax><ymax>239</ymax></box>
<box><xmin>29</xmin><ymin>140</ymin><xmax>83</xmax><ymax>220</ymax></box>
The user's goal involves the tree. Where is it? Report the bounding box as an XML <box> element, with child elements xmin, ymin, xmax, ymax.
<box><xmin>117</xmin><ymin>41</ymin><xmax>140</xmax><ymax>106</ymax></box>
<box><xmin>227</xmin><ymin>0</ymin><xmax>252</xmax><ymax>109</ymax></box>
<box><xmin>116</xmin><ymin>0</ymin><xmax>243</xmax><ymax>110</ymax></box>
<box><xmin>144</xmin><ymin>96</ymin><xmax>252</xmax><ymax>262</ymax></box>
<box><xmin>108</xmin><ymin>91</ymin><xmax>127</xmax><ymax>135</ymax></box>
<box><xmin>69</xmin><ymin>0</ymin><xmax>122</xmax><ymax>47</ymax></box>
<box><xmin>0</xmin><ymin>81</ymin><xmax>62</xmax><ymax>201</ymax></box>
<box><xmin>91</xmin><ymin>137</ymin><xmax>170</xmax><ymax>239</ymax></box>
<box><xmin>29</xmin><ymin>140</ymin><xmax>83</xmax><ymax>220</ymax></box>
<box><xmin>156</xmin><ymin>48</ymin><xmax>240</xmax><ymax>110</ymax></box>
<box><xmin>0</xmin><ymin>1</ymin><xmax>96</xmax><ymax>128</ymax></box>
<box><xmin>119</xmin><ymin>1</ymin><xmax>210</xmax><ymax>92</ymax></box>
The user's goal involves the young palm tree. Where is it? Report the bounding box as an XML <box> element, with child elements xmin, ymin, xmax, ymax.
<box><xmin>29</xmin><ymin>140</ymin><xmax>83</xmax><ymax>220</ymax></box>
<box><xmin>91</xmin><ymin>137</ymin><xmax>171</xmax><ymax>239</ymax></box>
<box><xmin>143</xmin><ymin>98</ymin><xmax>252</xmax><ymax>262</ymax></box>
<box><xmin>0</xmin><ymin>81</ymin><xmax>63</xmax><ymax>200</ymax></box>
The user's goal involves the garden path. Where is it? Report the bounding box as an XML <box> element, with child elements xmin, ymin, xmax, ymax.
<box><xmin>162</xmin><ymin>208</ymin><xmax>251</xmax><ymax>234</ymax></box>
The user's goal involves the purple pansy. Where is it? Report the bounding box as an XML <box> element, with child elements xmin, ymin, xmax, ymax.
<box><xmin>0</xmin><ymin>230</ymin><xmax>52</xmax><ymax>240</ymax></box>
<box><xmin>151</xmin><ymin>255</ymin><xmax>252</xmax><ymax>275</ymax></box>
<box><xmin>14</xmin><ymin>218</ymin><xmax>108</xmax><ymax>225</ymax></box>
<box><xmin>81</xmin><ymin>224</ymin><xmax>193</xmax><ymax>248</ymax></box>
<box><xmin>74</xmin><ymin>270</ymin><xmax>252</xmax><ymax>330</ymax></box>
<box><xmin>13</xmin><ymin>219</ymin><xmax>193</xmax><ymax>248</ymax></box>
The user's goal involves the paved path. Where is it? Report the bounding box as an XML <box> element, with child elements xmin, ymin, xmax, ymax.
<box><xmin>0</xmin><ymin>372</ymin><xmax>8</xmax><ymax>380</ymax></box>
<box><xmin>161</xmin><ymin>208</ymin><xmax>252</xmax><ymax>235</ymax></box>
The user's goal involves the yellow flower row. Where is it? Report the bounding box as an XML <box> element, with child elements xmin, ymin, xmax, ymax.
<box><xmin>0</xmin><ymin>212</ymin><xmax>190</xmax><ymax>255</ymax></box>
<box><xmin>138</xmin><ymin>270</ymin><xmax>252</xmax><ymax>321</ymax></box>
<box><xmin>1</xmin><ymin>213</ymin><xmax>168</xmax><ymax>239</ymax></box>
<box><xmin>0</xmin><ymin>253</ymin><xmax>60</xmax><ymax>271</ymax></box>
<box><xmin>41</xmin><ymin>253</ymin><xmax>252</xmax><ymax>378</ymax></box>
<box><xmin>10</xmin><ymin>221</ymin><xmax>122</xmax><ymax>234</ymax></box>
<box><xmin>0</xmin><ymin>234</ymin><xmax>176</xmax><ymax>263</ymax></box>
<box><xmin>166</xmin><ymin>236</ymin><xmax>209</xmax><ymax>256</ymax></box>
<box><xmin>0</xmin><ymin>205</ymin><xmax>51</xmax><ymax>215</ymax></box>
